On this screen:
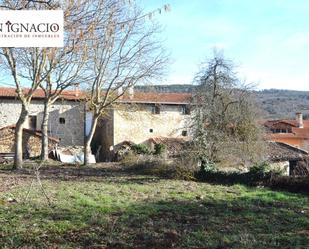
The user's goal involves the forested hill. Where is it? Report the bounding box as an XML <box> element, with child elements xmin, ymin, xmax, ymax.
<box><xmin>255</xmin><ymin>89</ymin><xmax>309</xmax><ymax>119</ymax></box>
<box><xmin>136</xmin><ymin>85</ymin><xmax>309</xmax><ymax>119</ymax></box>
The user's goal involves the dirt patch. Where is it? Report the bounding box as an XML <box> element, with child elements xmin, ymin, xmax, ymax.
<box><xmin>0</xmin><ymin>175</ymin><xmax>28</xmax><ymax>193</ymax></box>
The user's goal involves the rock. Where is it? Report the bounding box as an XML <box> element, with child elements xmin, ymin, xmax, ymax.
<box><xmin>7</xmin><ymin>197</ymin><xmax>17</xmax><ymax>203</ymax></box>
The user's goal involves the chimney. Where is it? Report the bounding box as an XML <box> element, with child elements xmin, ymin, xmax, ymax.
<box><xmin>74</xmin><ymin>84</ymin><xmax>79</xmax><ymax>97</ymax></box>
<box><xmin>128</xmin><ymin>86</ymin><xmax>134</xmax><ymax>100</ymax></box>
<box><xmin>117</xmin><ymin>86</ymin><xmax>123</xmax><ymax>99</ymax></box>
<box><xmin>296</xmin><ymin>112</ymin><xmax>303</xmax><ymax>128</ymax></box>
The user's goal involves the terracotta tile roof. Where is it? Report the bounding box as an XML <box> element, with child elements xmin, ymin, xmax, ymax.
<box><xmin>266</xmin><ymin>133</ymin><xmax>300</xmax><ymax>139</ymax></box>
<box><xmin>0</xmin><ymin>87</ymin><xmax>83</xmax><ymax>101</ymax></box>
<box><xmin>119</xmin><ymin>92</ymin><xmax>192</xmax><ymax>104</ymax></box>
<box><xmin>0</xmin><ymin>87</ymin><xmax>191</xmax><ymax>104</ymax></box>
<box><xmin>264</xmin><ymin>119</ymin><xmax>309</xmax><ymax>128</ymax></box>
<box><xmin>264</xmin><ymin>118</ymin><xmax>309</xmax><ymax>139</ymax></box>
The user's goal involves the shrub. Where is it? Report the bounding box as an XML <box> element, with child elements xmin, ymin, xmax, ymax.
<box><xmin>154</xmin><ymin>143</ymin><xmax>166</xmax><ymax>155</ymax></box>
<box><xmin>249</xmin><ymin>162</ymin><xmax>270</xmax><ymax>175</ymax></box>
<box><xmin>200</xmin><ymin>160</ymin><xmax>217</xmax><ymax>173</ymax></box>
<box><xmin>131</xmin><ymin>144</ymin><xmax>151</xmax><ymax>155</ymax></box>
<box><xmin>250</xmin><ymin>161</ymin><xmax>287</xmax><ymax>177</ymax></box>
<box><xmin>120</xmin><ymin>156</ymin><xmax>199</xmax><ymax>180</ymax></box>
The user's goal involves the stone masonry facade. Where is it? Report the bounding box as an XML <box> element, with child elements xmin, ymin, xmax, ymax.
<box><xmin>94</xmin><ymin>102</ymin><xmax>191</xmax><ymax>161</ymax></box>
<box><xmin>113</xmin><ymin>104</ymin><xmax>191</xmax><ymax>145</ymax></box>
<box><xmin>0</xmin><ymin>99</ymin><xmax>84</xmax><ymax>146</ymax></box>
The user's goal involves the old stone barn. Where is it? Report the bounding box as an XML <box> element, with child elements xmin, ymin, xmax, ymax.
<box><xmin>0</xmin><ymin>125</ymin><xmax>58</xmax><ymax>159</ymax></box>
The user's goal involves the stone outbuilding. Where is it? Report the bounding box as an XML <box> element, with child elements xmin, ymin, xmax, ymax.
<box><xmin>0</xmin><ymin>125</ymin><xmax>59</xmax><ymax>159</ymax></box>
<box><xmin>267</xmin><ymin>141</ymin><xmax>309</xmax><ymax>175</ymax></box>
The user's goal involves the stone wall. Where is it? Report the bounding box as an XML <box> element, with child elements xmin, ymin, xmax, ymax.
<box><xmin>113</xmin><ymin>104</ymin><xmax>191</xmax><ymax>145</ymax></box>
<box><xmin>0</xmin><ymin>99</ymin><xmax>84</xmax><ymax>146</ymax></box>
<box><xmin>269</xmin><ymin>161</ymin><xmax>290</xmax><ymax>176</ymax></box>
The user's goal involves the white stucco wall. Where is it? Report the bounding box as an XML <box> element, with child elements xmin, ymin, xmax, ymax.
<box><xmin>0</xmin><ymin>98</ymin><xmax>84</xmax><ymax>146</ymax></box>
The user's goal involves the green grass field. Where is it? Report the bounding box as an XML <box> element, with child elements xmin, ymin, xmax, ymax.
<box><xmin>0</xmin><ymin>165</ymin><xmax>308</xmax><ymax>248</ymax></box>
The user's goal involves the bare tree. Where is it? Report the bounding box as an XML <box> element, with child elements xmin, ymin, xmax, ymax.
<box><xmin>83</xmin><ymin>1</ymin><xmax>169</xmax><ymax>165</ymax></box>
<box><xmin>191</xmin><ymin>53</ymin><xmax>265</xmax><ymax>170</ymax></box>
<box><xmin>0</xmin><ymin>0</ymin><xmax>97</xmax><ymax>163</ymax></box>
<box><xmin>38</xmin><ymin>0</ymin><xmax>96</xmax><ymax>161</ymax></box>
<box><xmin>0</xmin><ymin>0</ymin><xmax>61</xmax><ymax>169</ymax></box>
<box><xmin>0</xmin><ymin>47</ymin><xmax>50</xmax><ymax>169</ymax></box>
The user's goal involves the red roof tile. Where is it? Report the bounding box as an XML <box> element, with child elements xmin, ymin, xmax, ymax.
<box><xmin>0</xmin><ymin>87</ymin><xmax>191</xmax><ymax>104</ymax></box>
<box><xmin>264</xmin><ymin>118</ymin><xmax>309</xmax><ymax>139</ymax></box>
<box><xmin>264</xmin><ymin>119</ymin><xmax>309</xmax><ymax>129</ymax></box>
<box><xmin>266</xmin><ymin>133</ymin><xmax>300</xmax><ymax>139</ymax></box>
<box><xmin>0</xmin><ymin>87</ymin><xmax>83</xmax><ymax>101</ymax></box>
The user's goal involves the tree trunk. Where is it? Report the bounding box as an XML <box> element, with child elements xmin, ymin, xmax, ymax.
<box><xmin>41</xmin><ymin>100</ymin><xmax>50</xmax><ymax>161</ymax></box>
<box><xmin>84</xmin><ymin>113</ymin><xmax>98</xmax><ymax>166</ymax></box>
<box><xmin>13</xmin><ymin>104</ymin><xmax>29</xmax><ymax>169</ymax></box>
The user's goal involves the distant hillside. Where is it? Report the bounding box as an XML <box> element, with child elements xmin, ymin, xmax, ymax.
<box><xmin>136</xmin><ymin>85</ymin><xmax>309</xmax><ymax>119</ymax></box>
<box><xmin>254</xmin><ymin>89</ymin><xmax>309</xmax><ymax>119</ymax></box>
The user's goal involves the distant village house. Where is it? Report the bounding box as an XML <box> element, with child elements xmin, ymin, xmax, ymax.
<box><xmin>264</xmin><ymin>112</ymin><xmax>309</xmax><ymax>151</ymax></box>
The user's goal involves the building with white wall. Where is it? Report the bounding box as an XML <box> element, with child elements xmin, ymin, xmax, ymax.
<box><xmin>0</xmin><ymin>87</ymin><xmax>84</xmax><ymax>146</ymax></box>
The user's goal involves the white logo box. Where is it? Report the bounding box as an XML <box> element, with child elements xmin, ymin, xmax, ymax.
<box><xmin>0</xmin><ymin>10</ymin><xmax>63</xmax><ymax>47</ymax></box>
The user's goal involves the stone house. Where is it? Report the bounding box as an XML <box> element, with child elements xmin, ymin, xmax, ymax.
<box><xmin>267</xmin><ymin>141</ymin><xmax>308</xmax><ymax>176</ymax></box>
<box><xmin>0</xmin><ymin>87</ymin><xmax>85</xmax><ymax>147</ymax></box>
<box><xmin>0</xmin><ymin>87</ymin><xmax>192</xmax><ymax>162</ymax></box>
<box><xmin>91</xmin><ymin>91</ymin><xmax>192</xmax><ymax>161</ymax></box>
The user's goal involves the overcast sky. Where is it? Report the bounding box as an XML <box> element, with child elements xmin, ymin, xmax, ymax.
<box><xmin>143</xmin><ymin>0</ymin><xmax>309</xmax><ymax>90</ymax></box>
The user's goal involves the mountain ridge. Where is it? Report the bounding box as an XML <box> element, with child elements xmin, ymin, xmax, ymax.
<box><xmin>135</xmin><ymin>84</ymin><xmax>309</xmax><ymax>119</ymax></box>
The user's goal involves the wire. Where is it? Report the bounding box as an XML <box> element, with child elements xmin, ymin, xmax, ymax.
<box><xmin>0</xmin><ymin>82</ymin><xmax>15</xmax><ymax>87</ymax></box>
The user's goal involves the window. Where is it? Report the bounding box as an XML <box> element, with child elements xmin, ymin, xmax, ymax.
<box><xmin>181</xmin><ymin>105</ymin><xmax>191</xmax><ymax>115</ymax></box>
<box><xmin>272</xmin><ymin>128</ymin><xmax>289</xmax><ymax>133</ymax></box>
<box><xmin>28</xmin><ymin>115</ymin><xmax>37</xmax><ymax>130</ymax></box>
<box><xmin>59</xmin><ymin>117</ymin><xmax>66</xmax><ymax>124</ymax></box>
<box><xmin>149</xmin><ymin>128</ymin><xmax>153</xmax><ymax>133</ymax></box>
<box><xmin>151</xmin><ymin>105</ymin><xmax>160</xmax><ymax>114</ymax></box>
<box><xmin>182</xmin><ymin>130</ymin><xmax>188</xmax><ymax>136</ymax></box>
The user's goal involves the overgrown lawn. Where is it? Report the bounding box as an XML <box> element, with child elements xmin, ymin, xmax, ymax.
<box><xmin>0</xmin><ymin>166</ymin><xmax>308</xmax><ymax>248</ymax></box>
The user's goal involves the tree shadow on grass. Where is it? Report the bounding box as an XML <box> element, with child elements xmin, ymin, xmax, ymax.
<box><xmin>1</xmin><ymin>163</ymin><xmax>308</xmax><ymax>195</ymax></box>
<box><xmin>196</xmin><ymin>170</ymin><xmax>309</xmax><ymax>195</ymax></box>
<box><xmin>0</xmin><ymin>191</ymin><xmax>308</xmax><ymax>249</ymax></box>
<box><xmin>0</xmin><ymin>164</ymin><xmax>165</xmax><ymax>185</ymax></box>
